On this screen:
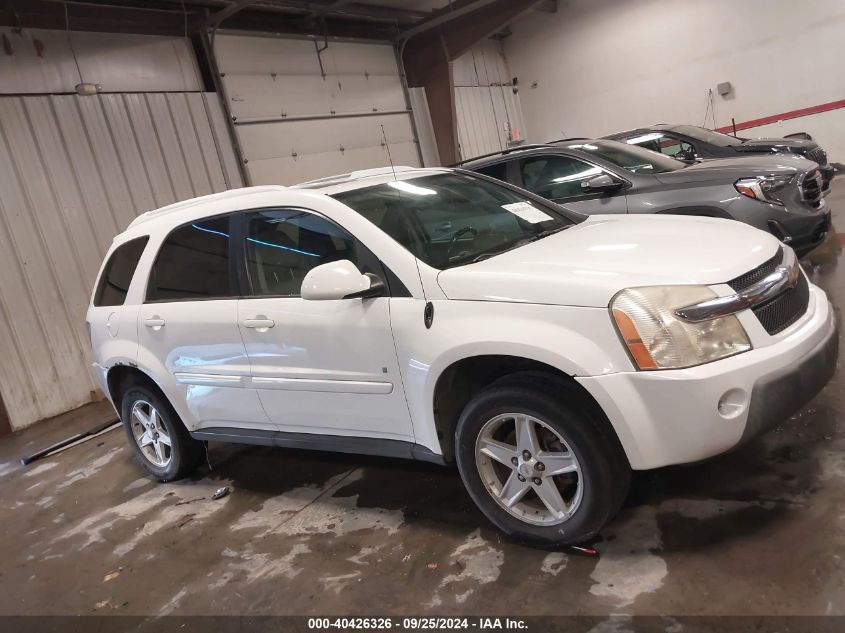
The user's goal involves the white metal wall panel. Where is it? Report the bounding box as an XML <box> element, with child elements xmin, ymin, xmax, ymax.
<box><xmin>0</xmin><ymin>27</ymin><xmax>200</xmax><ymax>94</ymax></box>
<box><xmin>0</xmin><ymin>93</ymin><xmax>241</xmax><ymax>430</ymax></box>
<box><xmin>216</xmin><ymin>34</ymin><xmax>422</xmax><ymax>185</ymax></box>
<box><xmin>453</xmin><ymin>42</ymin><xmax>526</xmax><ymax>160</ymax></box>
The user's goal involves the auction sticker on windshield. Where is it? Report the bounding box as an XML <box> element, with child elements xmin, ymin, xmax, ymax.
<box><xmin>501</xmin><ymin>202</ymin><xmax>553</xmax><ymax>224</ymax></box>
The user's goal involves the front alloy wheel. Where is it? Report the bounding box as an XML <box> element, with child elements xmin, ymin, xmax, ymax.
<box><xmin>455</xmin><ymin>372</ymin><xmax>630</xmax><ymax>545</ymax></box>
<box><xmin>476</xmin><ymin>413</ymin><xmax>582</xmax><ymax>525</ymax></box>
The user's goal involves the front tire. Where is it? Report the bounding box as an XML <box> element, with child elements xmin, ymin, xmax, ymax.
<box><xmin>120</xmin><ymin>385</ymin><xmax>203</xmax><ymax>482</ymax></box>
<box><xmin>455</xmin><ymin>373</ymin><xmax>630</xmax><ymax>545</ymax></box>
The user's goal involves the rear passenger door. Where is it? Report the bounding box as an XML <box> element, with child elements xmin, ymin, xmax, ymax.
<box><xmin>236</xmin><ymin>208</ymin><xmax>414</xmax><ymax>441</ymax></box>
<box><xmin>136</xmin><ymin>214</ymin><xmax>270</xmax><ymax>430</ymax></box>
<box><xmin>517</xmin><ymin>155</ymin><xmax>628</xmax><ymax>215</ymax></box>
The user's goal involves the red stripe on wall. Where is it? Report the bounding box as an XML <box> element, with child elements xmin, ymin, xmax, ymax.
<box><xmin>714</xmin><ymin>99</ymin><xmax>845</xmax><ymax>133</ymax></box>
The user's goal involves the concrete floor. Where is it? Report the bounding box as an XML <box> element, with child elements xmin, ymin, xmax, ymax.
<box><xmin>0</xmin><ymin>182</ymin><xmax>843</xmax><ymax>617</ymax></box>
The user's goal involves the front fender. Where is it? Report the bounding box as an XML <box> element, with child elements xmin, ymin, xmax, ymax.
<box><xmin>389</xmin><ymin>298</ymin><xmax>633</xmax><ymax>455</ymax></box>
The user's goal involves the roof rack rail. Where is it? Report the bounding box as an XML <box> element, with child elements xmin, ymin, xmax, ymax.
<box><xmin>547</xmin><ymin>137</ymin><xmax>590</xmax><ymax>144</ymax></box>
<box><xmin>449</xmin><ymin>144</ymin><xmax>553</xmax><ymax>167</ymax></box>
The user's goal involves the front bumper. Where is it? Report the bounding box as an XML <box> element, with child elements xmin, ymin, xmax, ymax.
<box><xmin>577</xmin><ymin>286</ymin><xmax>837</xmax><ymax>470</ymax></box>
<box><xmin>737</xmin><ymin>314</ymin><xmax>838</xmax><ymax>446</ymax></box>
<box><xmin>770</xmin><ymin>209</ymin><xmax>831</xmax><ymax>257</ymax></box>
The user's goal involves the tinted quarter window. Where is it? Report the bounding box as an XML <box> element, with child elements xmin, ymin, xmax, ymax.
<box><xmin>476</xmin><ymin>162</ymin><xmax>509</xmax><ymax>182</ymax></box>
<box><xmin>94</xmin><ymin>236</ymin><xmax>149</xmax><ymax>307</ymax></box>
<box><xmin>245</xmin><ymin>209</ymin><xmax>358</xmax><ymax>297</ymax></box>
<box><xmin>147</xmin><ymin>216</ymin><xmax>233</xmax><ymax>302</ymax></box>
<box><xmin>520</xmin><ymin>155</ymin><xmax>602</xmax><ymax>199</ymax></box>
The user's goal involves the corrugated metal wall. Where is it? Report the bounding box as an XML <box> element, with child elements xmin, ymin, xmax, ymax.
<box><xmin>0</xmin><ymin>27</ymin><xmax>200</xmax><ymax>94</ymax></box>
<box><xmin>215</xmin><ymin>34</ymin><xmax>424</xmax><ymax>185</ymax></box>
<box><xmin>452</xmin><ymin>41</ymin><xmax>526</xmax><ymax>160</ymax></box>
<box><xmin>0</xmin><ymin>92</ymin><xmax>242</xmax><ymax>430</ymax></box>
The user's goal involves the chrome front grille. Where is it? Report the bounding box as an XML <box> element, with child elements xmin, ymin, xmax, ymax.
<box><xmin>753</xmin><ymin>273</ymin><xmax>810</xmax><ymax>334</ymax></box>
<box><xmin>727</xmin><ymin>248</ymin><xmax>810</xmax><ymax>335</ymax></box>
<box><xmin>727</xmin><ymin>249</ymin><xmax>782</xmax><ymax>292</ymax></box>
<box><xmin>807</xmin><ymin>147</ymin><xmax>828</xmax><ymax>165</ymax></box>
<box><xmin>800</xmin><ymin>169</ymin><xmax>824</xmax><ymax>208</ymax></box>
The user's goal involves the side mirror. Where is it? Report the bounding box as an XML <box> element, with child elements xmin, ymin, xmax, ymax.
<box><xmin>581</xmin><ymin>173</ymin><xmax>622</xmax><ymax>193</ymax></box>
<box><xmin>301</xmin><ymin>260</ymin><xmax>386</xmax><ymax>301</ymax></box>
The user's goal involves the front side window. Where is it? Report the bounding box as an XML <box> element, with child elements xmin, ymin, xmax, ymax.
<box><xmin>333</xmin><ymin>173</ymin><xmax>579</xmax><ymax>270</ymax></box>
<box><xmin>564</xmin><ymin>140</ymin><xmax>684</xmax><ymax>174</ymax></box>
<box><xmin>245</xmin><ymin>209</ymin><xmax>358</xmax><ymax>297</ymax></box>
<box><xmin>94</xmin><ymin>236</ymin><xmax>149</xmax><ymax>307</ymax></box>
<box><xmin>520</xmin><ymin>155</ymin><xmax>604</xmax><ymax>199</ymax></box>
<box><xmin>146</xmin><ymin>216</ymin><xmax>233</xmax><ymax>302</ymax></box>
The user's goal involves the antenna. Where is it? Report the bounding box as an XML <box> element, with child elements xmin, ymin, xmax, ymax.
<box><xmin>381</xmin><ymin>124</ymin><xmax>398</xmax><ymax>181</ymax></box>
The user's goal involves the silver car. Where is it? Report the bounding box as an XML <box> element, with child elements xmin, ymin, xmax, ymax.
<box><xmin>459</xmin><ymin>139</ymin><xmax>831</xmax><ymax>256</ymax></box>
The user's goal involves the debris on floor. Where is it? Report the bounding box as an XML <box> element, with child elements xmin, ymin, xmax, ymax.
<box><xmin>212</xmin><ymin>486</ymin><xmax>231</xmax><ymax>501</ymax></box>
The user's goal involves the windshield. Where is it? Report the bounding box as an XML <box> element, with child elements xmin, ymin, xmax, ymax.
<box><xmin>333</xmin><ymin>173</ymin><xmax>580</xmax><ymax>270</ymax></box>
<box><xmin>670</xmin><ymin>125</ymin><xmax>742</xmax><ymax>147</ymax></box>
<box><xmin>563</xmin><ymin>139</ymin><xmax>684</xmax><ymax>174</ymax></box>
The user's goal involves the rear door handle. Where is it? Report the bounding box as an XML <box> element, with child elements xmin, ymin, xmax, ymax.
<box><xmin>144</xmin><ymin>316</ymin><xmax>166</xmax><ymax>329</ymax></box>
<box><xmin>242</xmin><ymin>316</ymin><xmax>275</xmax><ymax>330</ymax></box>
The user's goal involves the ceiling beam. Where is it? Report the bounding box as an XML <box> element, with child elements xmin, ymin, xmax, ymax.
<box><xmin>401</xmin><ymin>0</ymin><xmax>546</xmax><ymax>165</ymax></box>
<box><xmin>207</xmin><ymin>0</ymin><xmax>254</xmax><ymax>28</ymax></box>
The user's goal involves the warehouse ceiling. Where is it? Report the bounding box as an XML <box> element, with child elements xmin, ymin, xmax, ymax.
<box><xmin>0</xmin><ymin>1</ymin><xmax>555</xmax><ymax>40</ymax></box>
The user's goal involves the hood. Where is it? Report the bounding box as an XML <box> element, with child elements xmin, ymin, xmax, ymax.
<box><xmin>653</xmin><ymin>154</ymin><xmax>815</xmax><ymax>185</ymax></box>
<box><xmin>436</xmin><ymin>214</ymin><xmax>781</xmax><ymax>308</ymax></box>
<box><xmin>734</xmin><ymin>137</ymin><xmax>818</xmax><ymax>153</ymax></box>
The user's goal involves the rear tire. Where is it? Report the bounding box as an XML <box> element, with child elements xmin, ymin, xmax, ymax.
<box><xmin>120</xmin><ymin>385</ymin><xmax>203</xmax><ymax>482</ymax></box>
<box><xmin>455</xmin><ymin>372</ymin><xmax>630</xmax><ymax>545</ymax></box>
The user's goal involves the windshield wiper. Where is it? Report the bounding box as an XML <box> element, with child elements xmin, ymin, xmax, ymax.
<box><xmin>525</xmin><ymin>225</ymin><xmax>570</xmax><ymax>243</ymax></box>
<box><xmin>468</xmin><ymin>226</ymin><xmax>570</xmax><ymax>264</ymax></box>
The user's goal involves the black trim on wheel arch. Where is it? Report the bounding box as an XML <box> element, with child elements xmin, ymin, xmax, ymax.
<box><xmin>189</xmin><ymin>427</ymin><xmax>447</xmax><ymax>465</ymax></box>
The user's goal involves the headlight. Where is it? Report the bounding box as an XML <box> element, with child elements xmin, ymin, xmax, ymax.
<box><xmin>735</xmin><ymin>175</ymin><xmax>793</xmax><ymax>205</ymax></box>
<box><xmin>610</xmin><ymin>285</ymin><xmax>751</xmax><ymax>370</ymax></box>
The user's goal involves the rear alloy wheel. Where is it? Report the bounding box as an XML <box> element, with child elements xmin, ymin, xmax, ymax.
<box><xmin>120</xmin><ymin>385</ymin><xmax>203</xmax><ymax>482</ymax></box>
<box><xmin>129</xmin><ymin>400</ymin><xmax>173</xmax><ymax>468</ymax></box>
<box><xmin>456</xmin><ymin>373</ymin><xmax>630</xmax><ymax>545</ymax></box>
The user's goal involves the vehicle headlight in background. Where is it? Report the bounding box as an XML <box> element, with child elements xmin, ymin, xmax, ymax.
<box><xmin>734</xmin><ymin>175</ymin><xmax>793</xmax><ymax>205</ymax></box>
<box><xmin>611</xmin><ymin>285</ymin><xmax>751</xmax><ymax>370</ymax></box>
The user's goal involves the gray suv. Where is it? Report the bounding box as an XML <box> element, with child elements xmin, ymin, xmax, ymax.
<box><xmin>459</xmin><ymin>139</ymin><xmax>831</xmax><ymax>256</ymax></box>
<box><xmin>604</xmin><ymin>124</ymin><xmax>835</xmax><ymax>191</ymax></box>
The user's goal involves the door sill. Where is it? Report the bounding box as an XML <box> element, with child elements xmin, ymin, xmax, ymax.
<box><xmin>190</xmin><ymin>427</ymin><xmax>447</xmax><ymax>465</ymax></box>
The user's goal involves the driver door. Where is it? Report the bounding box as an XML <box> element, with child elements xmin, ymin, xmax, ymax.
<box><xmin>236</xmin><ymin>208</ymin><xmax>414</xmax><ymax>441</ymax></box>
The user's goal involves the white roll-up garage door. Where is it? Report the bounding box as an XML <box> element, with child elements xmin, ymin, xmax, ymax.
<box><xmin>215</xmin><ymin>34</ymin><xmax>424</xmax><ymax>185</ymax></box>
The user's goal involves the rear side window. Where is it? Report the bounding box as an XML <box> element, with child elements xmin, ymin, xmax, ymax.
<box><xmin>146</xmin><ymin>216</ymin><xmax>233</xmax><ymax>302</ymax></box>
<box><xmin>93</xmin><ymin>237</ymin><xmax>149</xmax><ymax>307</ymax></box>
<box><xmin>475</xmin><ymin>162</ymin><xmax>509</xmax><ymax>182</ymax></box>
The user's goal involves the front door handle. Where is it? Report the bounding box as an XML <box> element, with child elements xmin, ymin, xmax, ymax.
<box><xmin>144</xmin><ymin>316</ymin><xmax>166</xmax><ymax>330</ymax></box>
<box><xmin>242</xmin><ymin>316</ymin><xmax>275</xmax><ymax>331</ymax></box>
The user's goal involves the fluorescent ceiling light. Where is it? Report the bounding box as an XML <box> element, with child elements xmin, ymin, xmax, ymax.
<box><xmin>387</xmin><ymin>180</ymin><xmax>437</xmax><ymax>196</ymax></box>
<box><xmin>626</xmin><ymin>132</ymin><xmax>663</xmax><ymax>144</ymax></box>
<box><xmin>552</xmin><ymin>166</ymin><xmax>602</xmax><ymax>183</ymax></box>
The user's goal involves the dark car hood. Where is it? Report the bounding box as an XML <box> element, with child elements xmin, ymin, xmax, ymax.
<box><xmin>653</xmin><ymin>155</ymin><xmax>814</xmax><ymax>184</ymax></box>
<box><xmin>733</xmin><ymin>137</ymin><xmax>819</xmax><ymax>153</ymax></box>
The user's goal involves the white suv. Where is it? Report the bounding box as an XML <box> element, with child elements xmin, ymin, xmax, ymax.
<box><xmin>87</xmin><ymin>167</ymin><xmax>837</xmax><ymax>545</ymax></box>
